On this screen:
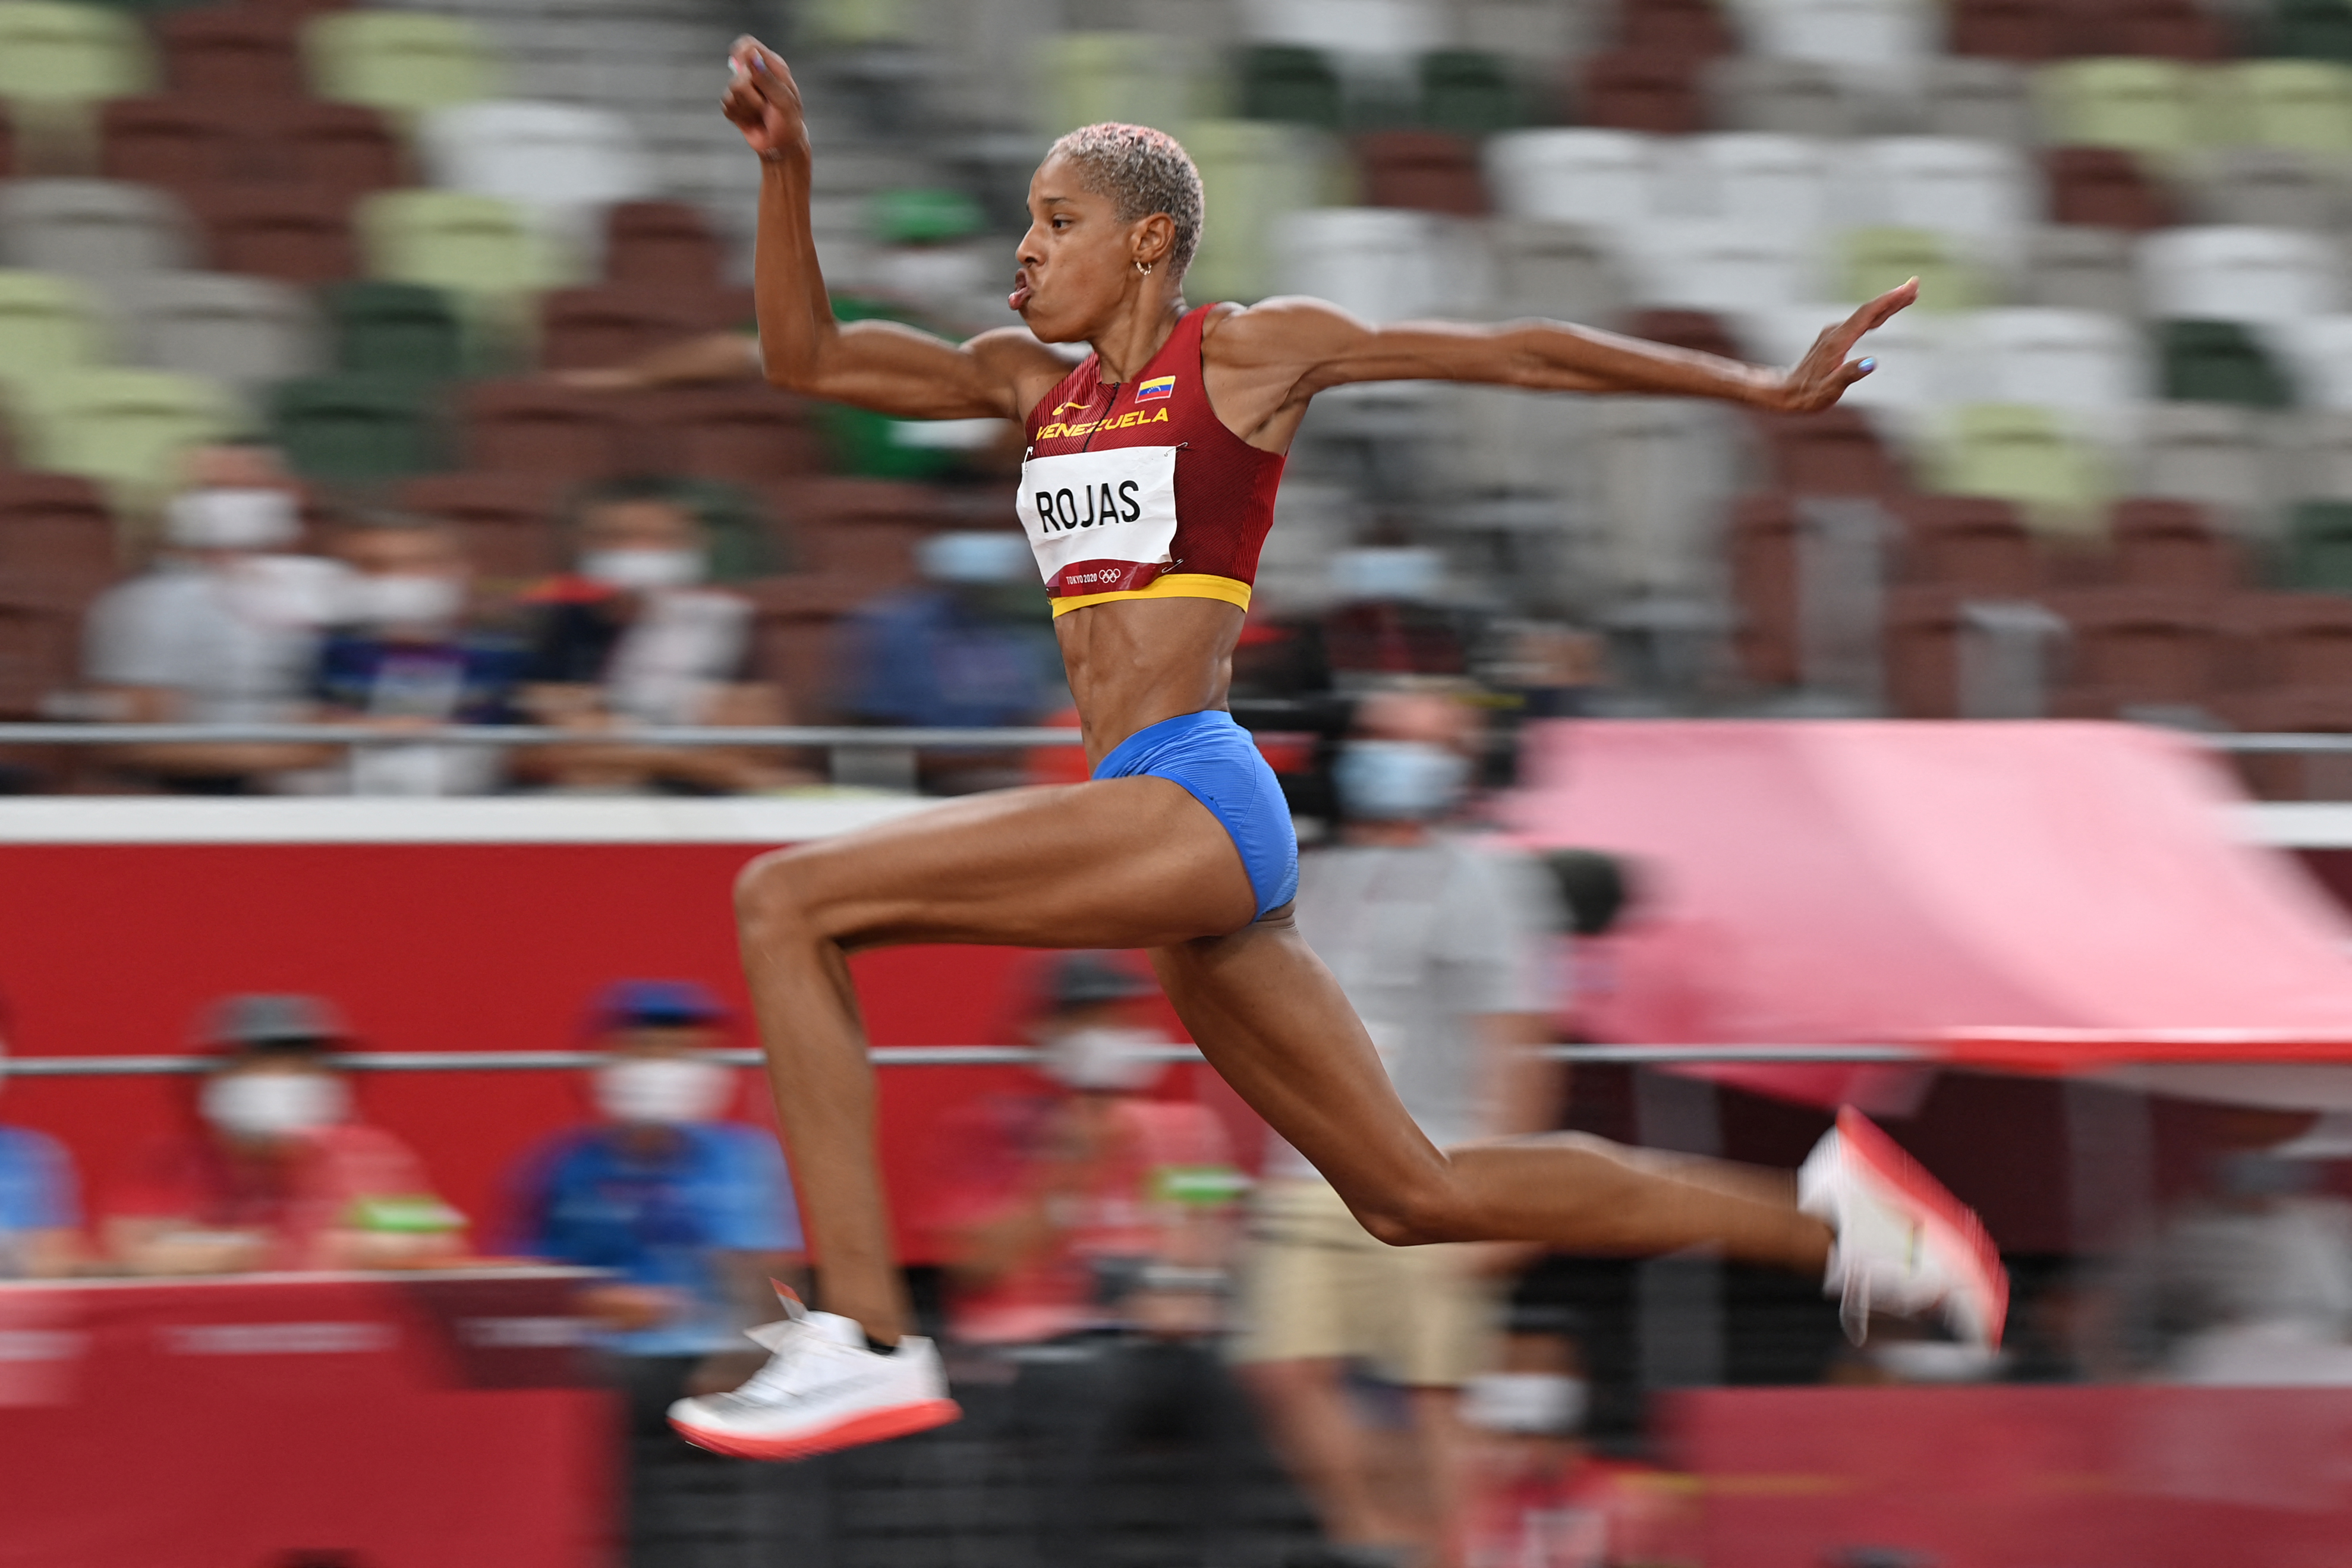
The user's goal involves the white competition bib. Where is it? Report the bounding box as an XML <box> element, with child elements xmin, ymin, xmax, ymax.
<box><xmin>1015</xmin><ymin>445</ymin><xmax>1179</xmax><ymax>597</ymax></box>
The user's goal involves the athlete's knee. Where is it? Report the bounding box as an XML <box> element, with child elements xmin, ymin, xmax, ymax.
<box><xmin>733</xmin><ymin>848</ymin><xmax>826</xmax><ymax>939</ymax></box>
<box><xmin>1345</xmin><ymin>1175</ymin><xmax>1473</xmax><ymax>1249</ymax></box>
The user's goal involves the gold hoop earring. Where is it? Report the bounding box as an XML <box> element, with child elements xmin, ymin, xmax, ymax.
<box><xmin>1135</xmin><ymin>260</ymin><xmax>1154</xmax><ymax>275</ymax></box>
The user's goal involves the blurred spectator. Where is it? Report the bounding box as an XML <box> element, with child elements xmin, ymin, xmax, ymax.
<box><xmin>837</xmin><ymin>530</ymin><xmax>1062</xmax><ymax>792</ymax></box>
<box><xmin>0</xmin><ymin>995</ymin><xmax>82</xmax><ymax>1278</ymax></box>
<box><xmin>505</xmin><ymin>981</ymin><xmax>802</xmax><ymax>1550</ymax></box>
<box><xmin>941</xmin><ymin>952</ymin><xmax>1254</xmax><ymax>1568</ymax></box>
<box><xmin>105</xmin><ymin>994</ymin><xmax>465</xmax><ymax>1274</ymax></box>
<box><xmin>313</xmin><ymin>512</ymin><xmax>528</xmax><ymax>796</ymax></box>
<box><xmin>1457</xmin><ymin>1307</ymin><xmax>1695</xmax><ymax>1568</ymax></box>
<box><xmin>521</xmin><ymin>478</ymin><xmax>792</xmax><ymax>793</ymax></box>
<box><xmin>1237</xmin><ymin>685</ymin><xmax>1563</xmax><ymax>1568</ymax></box>
<box><xmin>1322</xmin><ymin>547</ymin><xmax>1472</xmax><ymax>681</ymax></box>
<box><xmin>2102</xmin><ymin>1117</ymin><xmax>2352</xmax><ymax>1384</ymax></box>
<box><xmin>81</xmin><ymin>443</ymin><xmax>345</xmax><ymax>792</ymax></box>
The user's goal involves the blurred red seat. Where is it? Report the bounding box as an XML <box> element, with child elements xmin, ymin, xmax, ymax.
<box><xmin>188</xmin><ymin>183</ymin><xmax>358</xmax><ymax>285</ymax></box>
<box><xmin>1617</xmin><ymin>0</ymin><xmax>1737</xmax><ymax>55</ymax></box>
<box><xmin>98</xmin><ymin>97</ymin><xmax>246</xmax><ymax>193</ymax></box>
<box><xmin>156</xmin><ymin>7</ymin><xmax>304</xmax><ymax>100</ymax></box>
<box><xmin>643</xmin><ymin>386</ymin><xmax>827</xmax><ymax>487</ymax></box>
<box><xmin>2223</xmin><ymin>685</ymin><xmax>2352</xmax><ymax>799</ymax></box>
<box><xmin>2042</xmin><ymin>147</ymin><xmax>2177</xmax><ymax>231</ymax></box>
<box><xmin>770</xmin><ymin>477</ymin><xmax>944</xmax><ymax>581</ymax></box>
<box><xmin>2227</xmin><ymin>591</ymin><xmax>2352</xmax><ymax>688</ymax></box>
<box><xmin>0</xmin><ymin>474</ymin><xmax>119</xmax><ymax>614</ymax></box>
<box><xmin>1948</xmin><ymin>0</ymin><xmax>2070</xmax><ymax>59</ymax></box>
<box><xmin>459</xmin><ymin>382</ymin><xmax>639</xmax><ymax>482</ymax></box>
<box><xmin>1626</xmin><ymin>308</ymin><xmax>1743</xmax><ymax>360</ymax></box>
<box><xmin>1894</xmin><ymin>495</ymin><xmax>2038</xmax><ymax>594</ymax></box>
<box><xmin>2063</xmin><ymin>0</ymin><xmax>2232</xmax><ymax>58</ymax></box>
<box><xmin>0</xmin><ymin>603</ymin><xmax>77</xmax><ymax>719</ymax></box>
<box><xmin>1355</xmin><ymin>131</ymin><xmax>1488</xmax><ymax>216</ymax></box>
<box><xmin>2047</xmin><ymin>586</ymin><xmax>2226</xmax><ymax>714</ymax></box>
<box><xmin>1752</xmin><ymin>409</ymin><xmax>1906</xmax><ymax>496</ymax></box>
<box><xmin>395</xmin><ymin>472</ymin><xmax>566</xmax><ymax>584</ymax></box>
<box><xmin>2110</xmin><ymin>498</ymin><xmax>2240</xmax><ymax>594</ymax></box>
<box><xmin>603</xmin><ymin>201</ymin><xmax>726</xmax><ymax>291</ymax></box>
<box><xmin>1729</xmin><ymin>493</ymin><xmax>1803</xmax><ymax>687</ymax></box>
<box><xmin>258</xmin><ymin>102</ymin><xmax>408</xmax><ymax>200</ymax></box>
<box><xmin>538</xmin><ymin>285</ymin><xmax>711</xmax><ymax>373</ymax></box>
<box><xmin>0</xmin><ymin>106</ymin><xmax>14</xmax><ymax>178</ymax></box>
<box><xmin>1573</xmin><ymin>50</ymin><xmax>1705</xmax><ymax>134</ymax></box>
<box><xmin>1884</xmin><ymin>585</ymin><xmax>1969</xmax><ymax>718</ymax></box>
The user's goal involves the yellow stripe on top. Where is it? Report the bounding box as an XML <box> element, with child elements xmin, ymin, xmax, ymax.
<box><xmin>1048</xmin><ymin>572</ymin><xmax>1253</xmax><ymax>618</ymax></box>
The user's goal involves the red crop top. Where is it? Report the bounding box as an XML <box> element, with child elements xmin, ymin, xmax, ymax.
<box><xmin>1016</xmin><ymin>304</ymin><xmax>1286</xmax><ymax>618</ymax></box>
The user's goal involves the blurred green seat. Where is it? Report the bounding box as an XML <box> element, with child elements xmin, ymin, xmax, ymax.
<box><xmin>2035</xmin><ymin>58</ymin><xmax>2205</xmax><ymax>165</ymax></box>
<box><xmin>868</xmin><ymin>188</ymin><xmax>984</xmax><ymax>247</ymax></box>
<box><xmin>2207</xmin><ymin>59</ymin><xmax>2352</xmax><ymax>153</ymax></box>
<box><xmin>1931</xmin><ymin>402</ymin><xmax>2114</xmax><ymax>537</ymax></box>
<box><xmin>1837</xmin><ymin>226</ymin><xmax>1987</xmax><ymax>311</ymax></box>
<box><xmin>270</xmin><ymin>372</ymin><xmax>439</xmax><ymax>484</ymax></box>
<box><xmin>0</xmin><ymin>1</ymin><xmax>150</xmax><ymax>111</ymax></box>
<box><xmin>2157</xmin><ymin>319</ymin><xmax>2296</xmax><ymax>407</ymax></box>
<box><xmin>303</xmin><ymin>11</ymin><xmax>498</xmax><ymax>124</ymax></box>
<box><xmin>1419</xmin><ymin>50</ymin><xmax>1529</xmax><ymax>136</ymax></box>
<box><xmin>2268</xmin><ymin>0</ymin><xmax>2352</xmax><ymax>61</ymax></box>
<box><xmin>356</xmin><ymin>190</ymin><xmax>570</xmax><ymax>342</ymax></box>
<box><xmin>323</xmin><ymin>280</ymin><xmax>468</xmax><ymax>382</ymax></box>
<box><xmin>1186</xmin><ymin>119</ymin><xmax>1336</xmax><ymax>302</ymax></box>
<box><xmin>2287</xmin><ymin>499</ymin><xmax>2352</xmax><ymax>591</ymax></box>
<box><xmin>12</xmin><ymin>367</ymin><xmax>231</xmax><ymax>512</ymax></box>
<box><xmin>1033</xmin><ymin>32</ymin><xmax>1205</xmax><ymax>138</ymax></box>
<box><xmin>0</xmin><ymin>269</ymin><xmax>106</xmax><ymax>390</ymax></box>
<box><xmin>1239</xmin><ymin>45</ymin><xmax>1346</xmax><ymax>131</ymax></box>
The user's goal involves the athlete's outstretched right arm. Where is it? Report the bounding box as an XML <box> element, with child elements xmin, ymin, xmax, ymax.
<box><xmin>722</xmin><ymin>39</ymin><xmax>1059</xmax><ymax>420</ymax></box>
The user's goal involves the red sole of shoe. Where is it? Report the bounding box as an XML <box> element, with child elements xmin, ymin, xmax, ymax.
<box><xmin>1835</xmin><ymin>1106</ymin><xmax>2011</xmax><ymax>1348</ymax></box>
<box><xmin>672</xmin><ymin>1398</ymin><xmax>963</xmax><ymax>1462</ymax></box>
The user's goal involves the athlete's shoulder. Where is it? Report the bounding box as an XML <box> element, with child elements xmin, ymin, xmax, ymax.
<box><xmin>1199</xmin><ymin>295</ymin><xmax>1372</xmax><ymax>366</ymax></box>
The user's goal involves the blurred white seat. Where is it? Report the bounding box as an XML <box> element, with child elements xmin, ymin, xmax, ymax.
<box><xmin>1484</xmin><ymin>129</ymin><xmax>1664</xmax><ymax>233</ymax></box>
<box><xmin>1706</xmin><ymin>55</ymin><xmax>1865</xmax><ymax>137</ymax></box>
<box><xmin>1739</xmin><ymin>303</ymin><xmax>1952</xmax><ymax>438</ymax></box>
<box><xmin>1674</xmin><ymin>133</ymin><xmax>1835</xmax><ymax>237</ymax></box>
<box><xmin>1276</xmin><ymin>208</ymin><xmax>1468</xmax><ymax>321</ymax></box>
<box><xmin>1239</xmin><ymin>0</ymin><xmax>1442</xmax><ymax>53</ymax></box>
<box><xmin>2257</xmin><ymin>315</ymin><xmax>2352</xmax><ymax>409</ymax></box>
<box><xmin>1733</xmin><ymin>0</ymin><xmax>1931</xmax><ymax>93</ymax></box>
<box><xmin>1588</xmin><ymin>396</ymin><xmax>1745</xmax><ymax>598</ymax></box>
<box><xmin>2294</xmin><ymin>411</ymin><xmax>2352</xmax><ymax>498</ymax></box>
<box><xmin>2024</xmin><ymin>225</ymin><xmax>2143</xmax><ymax>315</ymax></box>
<box><xmin>418</xmin><ymin>100</ymin><xmax>656</xmax><ymax>242</ymax></box>
<box><xmin>1487</xmin><ymin>219</ymin><xmax>1631</xmax><ymax>324</ymax></box>
<box><xmin>0</xmin><ymin>180</ymin><xmax>194</xmax><ymax>287</ymax></box>
<box><xmin>2140</xmin><ymin>225</ymin><xmax>2342</xmax><ymax>324</ymax></box>
<box><xmin>1622</xmin><ymin>219</ymin><xmax>1815</xmax><ymax>313</ymax></box>
<box><xmin>2134</xmin><ymin>404</ymin><xmax>2284</xmax><ymax>529</ymax></box>
<box><xmin>110</xmin><ymin>272</ymin><xmax>322</xmax><ymax>404</ymax></box>
<box><xmin>1837</xmin><ymin>137</ymin><xmax>2035</xmax><ymax>265</ymax></box>
<box><xmin>1955</xmin><ymin>307</ymin><xmax>2147</xmax><ymax>440</ymax></box>
<box><xmin>1921</xmin><ymin>58</ymin><xmax>2035</xmax><ymax>143</ymax></box>
<box><xmin>2187</xmin><ymin>147</ymin><xmax>2347</xmax><ymax>232</ymax></box>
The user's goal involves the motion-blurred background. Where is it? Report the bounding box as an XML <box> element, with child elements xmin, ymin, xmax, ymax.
<box><xmin>12</xmin><ymin>0</ymin><xmax>2352</xmax><ymax>1563</ymax></box>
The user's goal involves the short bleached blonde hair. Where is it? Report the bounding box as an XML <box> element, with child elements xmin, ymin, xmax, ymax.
<box><xmin>1046</xmin><ymin>122</ymin><xmax>1204</xmax><ymax>281</ymax></box>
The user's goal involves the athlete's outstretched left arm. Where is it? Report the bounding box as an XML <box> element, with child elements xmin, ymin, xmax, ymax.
<box><xmin>1207</xmin><ymin>282</ymin><xmax>1916</xmax><ymax>440</ymax></box>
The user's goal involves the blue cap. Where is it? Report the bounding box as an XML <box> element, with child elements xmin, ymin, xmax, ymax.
<box><xmin>595</xmin><ymin>980</ymin><xmax>728</xmax><ymax>1031</ymax></box>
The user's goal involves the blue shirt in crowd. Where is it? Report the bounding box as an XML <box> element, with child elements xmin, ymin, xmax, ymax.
<box><xmin>0</xmin><ymin>1126</ymin><xmax>78</xmax><ymax>1276</ymax></box>
<box><xmin>511</xmin><ymin>1122</ymin><xmax>801</xmax><ymax>1356</ymax></box>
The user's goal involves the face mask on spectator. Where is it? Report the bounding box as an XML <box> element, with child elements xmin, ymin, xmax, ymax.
<box><xmin>583</xmin><ymin>549</ymin><xmax>704</xmax><ymax>593</ymax></box>
<box><xmin>1042</xmin><ymin>1026</ymin><xmax>1167</xmax><ymax>1094</ymax></box>
<box><xmin>1462</xmin><ymin>1372</ymin><xmax>1588</xmax><ymax>1435</ymax></box>
<box><xmin>166</xmin><ymin>488</ymin><xmax>300</xmax><ymax>553</ymax></box>
<box><xmin>201</xmin><ymin>1070</ymin><xmax>349</xmax><ymax>1140</ymax></box>
<box><xmin>347</xmin><ymin>574</ymin><xmax>464</xmax><ymax>629</ymax></box>
<box><xmin>595</xmin><ymin>1056</ymin><xmax>733</xmax><ymax>1125</ymax></box>
<box><xmin>1335</xmin><ymin>740</ymin><xmax>1468</xmax><ymax>823</ymax></box>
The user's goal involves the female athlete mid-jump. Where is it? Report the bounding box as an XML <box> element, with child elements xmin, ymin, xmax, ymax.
<box><xmin>671</xmin><ymin>37</ymin><xmax>2007</xmax><ymax>1460</ymax></box>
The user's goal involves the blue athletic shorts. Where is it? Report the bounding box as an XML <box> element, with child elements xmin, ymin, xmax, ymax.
<box><xmin>1093</xmin><ymin>709</ymin><xmax>1299</xmax><ymax>919</ymax></box>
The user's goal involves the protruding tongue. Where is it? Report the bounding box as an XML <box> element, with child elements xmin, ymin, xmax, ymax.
<box><xmin>1008</xmin><ymin>278</ymin><xmax>1032</xmax><ymax>311</ymax></box>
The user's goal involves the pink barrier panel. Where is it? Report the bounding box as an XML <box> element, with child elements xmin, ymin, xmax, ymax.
<box><xmin>0</xmin><ymin>1271</ymin><xmax>611</xmax><ymax>1568</ymax></box>
<box><xmin>1668</xmin><ymin>1384</ymin><xmax>2352</xmax><ymax>1568</ymax></box>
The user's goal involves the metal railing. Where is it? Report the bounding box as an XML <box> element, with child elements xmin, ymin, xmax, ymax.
<box><xmin>0</xmin><ymin>1043</ymin><xmax>1928</xmax><ymax>1076</ymax></box>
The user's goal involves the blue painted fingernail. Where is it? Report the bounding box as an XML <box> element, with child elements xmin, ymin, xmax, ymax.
<box><xmin>1859</xmin><ymin>357</ymin><xmax>1876</xmax><ymax>372</ymax></box>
